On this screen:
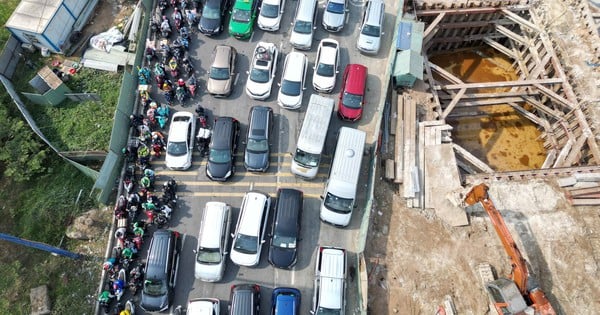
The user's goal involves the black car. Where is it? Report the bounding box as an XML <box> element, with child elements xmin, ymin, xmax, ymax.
<box><xmin>207</xmin><ymin>116</ymin><xmax>239</xmax><ymax>181</ymax></box>
<box><xmin>268</xmin><ymin>188</ymin><xmax>303</xmax><ymax>269</ymax></box>
<box><xmin>244</xmin><ymin>106</ymin><xmax>273</xmax><ymax>172</ymax></box>
<box><xmin>198</xmin><ymin>0</ymin><xmax>230</xmax><ymax>35</ymax></box>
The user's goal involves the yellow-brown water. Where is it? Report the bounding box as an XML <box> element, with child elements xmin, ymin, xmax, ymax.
<box><xmin>431</xmin><ymin>50</ymin><xmax>547</xmax><ymax>171</ymax></box>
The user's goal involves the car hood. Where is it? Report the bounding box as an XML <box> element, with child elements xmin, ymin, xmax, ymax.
<box><xmin>339</xmin><ymin>103</ymin><xmax>362</xmax><ymax>120</ymax></box>
<box><xmin>246</xmin><ymin>80</ymin><xmax>272</xmax><ymax>99</ymax></box>
<box><xmin>245</xmin><ymin>151</ymin><xmax>269</xmax><ymax>171</ymax></box>
<box><xmin>195</xmin><ymin>261</ymin><xmax>225</xmax><ymax>282</ymax></box>
<box><xmin>206</xmin><ymin>161</ymin><xmax>233</xmax><ymax>180</ymax></box>
<box><xmin>141</xmin><ymin>292</ymin><xmax>169</xmax><ymax>312</ymax></box>
<box><xmin>323</xmin><ymin>11</ymin><xmax>344</xmax><ymax>28</ymax></box>
<box><xmin>278</xmin><ymin>91</ymin><xmax>303</xmax><ymax>109</ymax></box>
<box><xmin>230</xmin><ymin>248</ymin><xmax>260</xmax><ymax>266</ymax></box>
<box><xmin>166</xmin><ymin>152</ymin><xmax>191</xmax><ymax>170</ymax></box>
<box><xmin>358</xmin><ymin>35</ymin><xmax>381</xmax><ymax>52</ymax></box>
<box><xmin>313</xmin><ymin>74</ymin><xmax>335</xmax><ymax>92</ymax></box>
<box><xmin>258</xmin><ymin>15</ymin><xmax>280</xmax><ymax>28</ymax></box>
<box><xmin>269</xmin><ymin>246</ymin><xmax>296</xmax><ymax>268</ymax></box>
<box><xmin>199</xmin><ymin>17</ymin><xmax>220</xmax><ymax>33</ymax></box>
<box><xmin>290</xmin><ymin>31</ymin><xmax>313</xmax><ymax>49</ymax></box>
<box><xmin>207</xmin><ymin>78</ymin><xmax>232</xmax><ymax>95</ymax></box>
<box><xmin>229</xmin><ymin>21</ymin><xmax>252</xmax><ymax>35</ymax></box>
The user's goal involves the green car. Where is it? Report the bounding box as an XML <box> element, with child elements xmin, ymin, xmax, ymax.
<box><xmin>228</xmin><ymin>0</ymin><xmax>259</xmax><ymax>39</ymax></box>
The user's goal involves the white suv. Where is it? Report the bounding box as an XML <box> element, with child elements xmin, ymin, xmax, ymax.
<box><xmin>166</xmin><ymin>111</ymin><xmax>196</xmax><ymax>170</ymax></box>
<box><xmin>311</xmin><ymin>246</ymin><xmax>347</xmax><ymax>315</ymax></box>
<box><xmin>277</xmin><ymin>51</ymin><xmax>308</xmax><ymax>109</ymax></box>
<box><xmin>230</xmin><ymin>191</ymin><xmax>271</xmax><ymax>266</ymax></box>
<box><xmin>356</xmin><ymin>0</ymin><xmax>385</xmax><ymax>55</ymax></box>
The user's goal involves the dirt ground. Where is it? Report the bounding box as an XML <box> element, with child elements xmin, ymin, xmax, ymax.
<box><xmin>364</xmin><ymin>1</ymin><xmax>600</xmax><ymax>314</ymax></box>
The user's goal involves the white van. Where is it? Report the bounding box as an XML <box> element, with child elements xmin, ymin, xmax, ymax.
<box><xmin>291</xmin><ymin>95</ymin><xmax>335</xmax><ymax>179</ymax></box>
<box><xmin>320</xmin><ymin>127</ymin><xmax>366</xmax><ymax>226</ymax></box>
<box><xmin>230</xmin><ymin>191</ymin><xmax>272</xmax><ymax>266</ymax></box>
<box><xmin>195</xmin><ymin>202</ymin><xmax>232</xmax><ymax>282</ymax></box>
<box><xmin>311</xmin><ymin>246</ymin><xmax>346</xmax><ymax>315</ymax></box>
<box><xmin>290</xmin><ymin>0</ymin><xmax>318</xmax><ymax>50</ymax></box>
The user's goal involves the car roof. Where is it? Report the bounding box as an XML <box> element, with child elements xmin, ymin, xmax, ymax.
<box><xmin>210</xmin><ymin>117</ymin><xmax>237</xmax><ymax>149</ymax></box>
<box><xmin>238</xmin><ymin>191</ymin><xmax>269</xmax><ymax>236</ymax></box>
<box><xmin>274</xmin><ymin>189</ymin><xmax>302</xmax><ymax>236</ymax></box>
<box><xmin>233</xmin><ymin>0</ymin><xmax>254</xmax><ymax>10</ymax></box>
<box><xmin>199</xmin><ymin>202</ymin><xmax>230</xmax><ymax>249</ymax></box>
<box><xmin>253</xmin><ymin>42</ymin><xmax>276</xmax><ymax>70</ymax></box>
<box><xmin>213</xmin><ymin>45</ymin><xmax>233</xmax><ymax>68</ymax></box>
<box><xmin>343</xmin><ymin>64</ymin><xmax>368</xmax><ymax>95</ymax></box>
<box><xmin>248</xmin><ymin>106</ymin><xmax>272</xmax><ymax>141</ymax></box>
<box><xmin>187</xmin><ymin>298</ymin><xmax>219</xmax><ymax>315</ymax></box>
<box><xmin>319</xmin><ymin>40</ymin><xmax>338</xmax><ymax>66</ymax></box>
<box><xmin>262</xmin><ymin>0</ymin><xmax>279</xmax><ymax>5</ymax></box>
<box><xmin>283</xmin><ymin>52</ymin><xmax>306</xmax><ymax>82</ymax></box>
<box><xmin>169</xmin><ymin>112</ymin><xmax>193</xmax><ymax>142</ymax></box>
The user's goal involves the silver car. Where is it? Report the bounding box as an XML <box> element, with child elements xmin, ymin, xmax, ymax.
<box><xmin>312</xmin><ymin>39</ymin><xmax>340</xmax><ymax>93</ymax></box>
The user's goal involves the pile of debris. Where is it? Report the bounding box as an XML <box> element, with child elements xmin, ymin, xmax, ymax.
<box><xmin>558</xmin><ymin>173</ymin><xmax>600</xmax><ymax>205</ymax></box>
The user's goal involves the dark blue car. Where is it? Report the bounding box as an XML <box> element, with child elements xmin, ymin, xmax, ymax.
<box><xmin>271</xmin><ymin>287</ymin><xmax>301</xmax><ymax>315</ymax></box>
<box><xmin>198</xmin><ymin>0</ymin><xmax>231</xmax><ymax>35</ymax></box>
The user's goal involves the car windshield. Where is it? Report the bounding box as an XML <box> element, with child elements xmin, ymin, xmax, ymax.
<box><xmin>317</xmin><ymin>62</ymin><xmax>334</xmax><ymax>77</ymax></box>
<box><xmin>210</xmin><ymin>67</ymin><xmax>230</xmax><ymax>80</ymax></box>
<box><xmin>167</xmin><ymin>141</ymin><xmax>188</xmax><ymax>156</ymax></box>
<box><xmin>260</xmin><ymin>3</ymin><xmax>279</xmax><ymax>18</ymax></box>
<box><xmin>232</xmin><ymin>8</ymin><xmax>251</xmax><ymax>23</ymax></box>
<box><xmin>234</xmin><ymin>233</ymin><xmax>258</xmax><ymax>254</ymax></box>
<box><xmin>326</xmin><ymin>2</ymin><xmax>345</xmax><ymax>14</ymax></box>
<box><xmin>143</xmin><ymin>279</ymin><xmax>167</xmax><ymax>296</ymax></box>
<box><xmin>202</xmin><ymin>6</ymin><xmax>220</xmax><ymax>19</ymax></box>
<box><xmin>323</xmin><ymin>192</ymin><xmax>353</xmax><ymax>213</ymax></box>
<box><xmin>294</xmin><ymin>149</ymin><xmax>320</xmax><ymax>167</ymax></box>
<box><xmin>293</xmin><ymin>20</ymin><xmax>312</xmax><ymax>34</ymax></box>
<box><xmin>250</xmin><ymin>68</ymin><xmax>270</xmax><ymax>83</ymax></box>
<box><xmin>209</xmin><ymin>149</ymin><xmax>231</xmax><ymax>163</ymax></box>
<box><xmin>342</xmin><ymin>92</ymin><xmax>363</xmax><ymax>109</ymax></box>
<box><xmin>272</xmin><ymin>234</ymin><xmax>296</xmax><ymax>248</ymax></box>
<box><xmin>316</xmin><ymin>307</ymin><xmax>341</xmax><ymax>315</ymax></box>
<box><xmin>247</xmin><ymin>138</ymin><xmax>269</xmax><ymax>153</ymax></box>
<box><xmin>281</xmin><ymin>80</ymin><xmax>301</xmax><ymax>96</ymax></box>
<box><xmin>196</xmin><ymin>247</ymin><xmax>221</xmax><ymax>264</ymax></box>
<box><xmin>361</xmin><ymin>24</ymin><xmax>381</xmax><ymax>37</ymax></box>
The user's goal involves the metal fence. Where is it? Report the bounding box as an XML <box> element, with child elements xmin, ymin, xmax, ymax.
<box><xmin>0</xmin><ymin>36</ymin><xmax>22</xmax><ymax>79</ymax></box>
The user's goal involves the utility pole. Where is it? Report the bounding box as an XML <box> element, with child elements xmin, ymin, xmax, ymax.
<box><xmin>0</xmin><ymin>233</ymin><xmax>81</xmax><ymax>260</ymax></box>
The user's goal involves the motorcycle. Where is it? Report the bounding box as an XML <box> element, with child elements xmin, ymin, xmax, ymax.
<box><xmin>175</xmin><ymin>85</ymin><xmax>187</xmax><ymax>105</ymax></box>
<box><xmin>155</xmin><ymin>204</ymin><xmax>173</xmax><ymax>227</ymax></box>
<box><xmin>186</xmin><ymin>74</ymin><xmax>197</xmax><ymax>97</ymax></box>
<box><xmin>160</xmin><ymin>43</ymin><xmax>170</xmax><ymax>64</ymax></box>
<box><xmin>145</xmin><ymin>46</ymin><xmax>155</xmax><ymax>64</ymax></box>
<box><xmin>99</xmin><ymin>296</ymin><xmax>112</xmax><ymax>314</ymax></box>
<box><xmin>195</xmin><ymin>106</ymin><xmax>211</xmax><ymax>157</ymax></box>
<box><xmin>160</xmin><ymin>18</ymin><xmax>171</xmax><ymax>38</ymax></box>
<box><xmin>156</xmin><ymin>103</ymin><xmax>170</xmax><ymax>129</ymax></box>
<box><xmin>114</xmin><ymin>268</ymin><xmax>127</xmax><ymax>301</ymax></box>
<box><xmin>182</xmin><ymin>57</ymin><xmax>194</xmax><ymax>75</ymax></box>
<box><xmin>125</xmin><ymin>300</ymin><xmax>135</xmax><ymax>315</ymax></box>
<box><xmin>127</xmin><ymin>205</ymin><xmax>138</xmax><ymax>223</ymax></box>
<box><xmin>158</xmin><ymin>0</ymin><xmax>168</xmax><ymax>15</ymax></box>
<box><xmin>137</xmin><ymin>67</ymin><xmax>151</xmax><ymax>85</ymax></box>
<box><xmin>179</xmin><ymin>26</ymin><xmax>190</xmax><ymax>41</ymax></box>
<box><xmin>168</xmin><ymin>57</ymin><xmax>178</xmax><ymax>78</ymax></box>
<box><xmin>128</xmin><ymin>263</ymin><xmax>144</xmax><ymax>296</ymax></box>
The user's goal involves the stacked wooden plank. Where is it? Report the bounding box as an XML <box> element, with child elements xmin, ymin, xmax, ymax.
<box><xmin>559</xmin><ymin>174</ymin><xmax>600</xmax><ymax>205</ymax></box>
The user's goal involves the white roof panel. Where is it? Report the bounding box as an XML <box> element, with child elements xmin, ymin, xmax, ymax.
<box><xmin>6</xmin><ymin>0</ymin><xmax>62</xmax><ymax>33</ymax></box>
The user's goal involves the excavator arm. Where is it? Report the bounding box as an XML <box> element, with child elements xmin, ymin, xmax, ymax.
<box><xmin>465</xmin><ymin>184</ymin><xmax>556</xmax><ymax>315</ymax></box>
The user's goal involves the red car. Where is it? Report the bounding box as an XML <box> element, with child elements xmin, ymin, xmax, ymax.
<box><xmin>338</xmin><ymin>63</ymin><xmax>368</xmax><ymax>121</ymax></box>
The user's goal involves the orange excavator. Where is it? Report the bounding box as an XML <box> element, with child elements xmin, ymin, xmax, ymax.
<box><xmin>464</xmin><ymin>184</ymin><xmax>556</xmax><ymax>315</ymax></box>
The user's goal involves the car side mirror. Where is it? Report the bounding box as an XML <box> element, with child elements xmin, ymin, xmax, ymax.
<box><xmin>224</xmin><ymin>251</ymin><xmax>229</xmax><ymax>255</ymax></box>
<box><xmin>291</xmin><ymin>22</ymin><xmax>294</xmax><ymax>26</ymax></box>
<box><xmin>261</xmin><ymin>239</ymin><xmax>266</xmax><ymax>244</ymax></box>
<box><xmin>336</xmin><ymin>70</ymin><xmax>339</xmax><ymax>74</ymax></box>
<box><xmin>382</xmin><ymin>32</ymin><xmax>385</xmax><ymax>35</ymax></box>
<box><xmin>231</xmin><ymin>233</ymin><xmax>235</xmax><ymax>238</ymax></box>
<box><xmin>242</xmin><ymin>140</ymin><xmax>246</xmax><ymax>145</ymax></box>
<box><xmin>320</xmin><ymin>195</ymin><xmax>324</xmax><ymax>200</ymax></box>
<box><xmin>192</xmin><ymin>249</ymin><xmax>197</xmax><ymax>254</ymax></box>
<box><xmin>277</xmin><ymin>83</ymin><xmax>281</xmax><ymax>87</ymax></box>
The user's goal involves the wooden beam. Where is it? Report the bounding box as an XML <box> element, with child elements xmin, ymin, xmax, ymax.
<box><xmin>521</xmin><ymin>96</ymin><xmax>565</xmax><ymax>119</ymax></box>
<box><xmin>442</xmin><ymin>88</ymin><xmax>466</xmax><ymax>118</ymax></box>
<box><xmin>423</xmin><ymin>55</ymin><xmax>442</xmax><ymax>116</ymax></box>
<box><xmin>452</xmin><ymin>97</ymin><xmax>527</xmax><ymax>107</ymax></box>
<box><xmin>506</xmin><ymin>102</ymin><xmax>546</xmax><ymax>126</ymax></box>
<box><xmin>436</xmin><ymin>78</ymin><xmax>563</xmax><ymax>90</ymax></box>
<box><xmin>533</xmin><ymin>83</ymin><xmax>575</xmax><ymax>109</ymax></box>
<box><xmin>495</xmin><ymin>24</ymin><xmax>529</xmax><ymax>45</ymax></box>
<box><xmin>429</xmin><ymin>62</ymin><xmax>463</xmax><ymax>84</ymax></box>
<box><xmin>563</xmin><ymin>133</ymin><xmax>589</xmax><ymax>167</ymax></box>
<box><xmin>438</xmin><ymin>19</ymin><xmax>514</xmax><ymax>29</ymax></box>
<box><xmin>500</xmin><ymin>8</ymin><xmax>541</xmax><ymax>32</ymax></box>
<box><xmin>423</xmin><ymin>12</ymin><xmax>446</xmax><ymax>41</ymax></box>
<box><xmin>429</xmin><ymin>33</ymin><xmax>505</xmax><ymax>44</ymax></box>
<box><xmin>438</xmin><ymin>91</ymin><xmax>540</xmax><ymax>100</ymax></box>
<box><xmin>483</xmin><ymin>37</ymin><xmax>517</xmax><ymax>59</ymax></box>
<box><xmin>452</xmin><ymin>143</ymin><xmax>495</xmax><ymax>173</ymax></box>
<box><xmin>417</xmin><ymin>7</ymin><xmax>502</xmax><ymax>16</ymax></box>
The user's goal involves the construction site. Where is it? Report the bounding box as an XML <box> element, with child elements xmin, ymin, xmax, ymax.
<box><xmin>366</xmin><ymin>0</ymin><xmax>600</xmax><ymax>314</ymax></box>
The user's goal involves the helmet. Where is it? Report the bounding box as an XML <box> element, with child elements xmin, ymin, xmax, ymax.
<box><xmin>178</xmin><ymin>78</ymin><xmax>184</xmax><ymax>84</ymax></box>
<box><xmin>162</xmin><ymin>83</ymin><xmax>169</xmax><ymax>89</ymax></box>
<box><xmin>174</xmin><ymin>8</ymin><xmax>178</xmax><ymax>12</ymax></box>
<box><xmin>162</xmin><ymin>15</ymin><xmax>166</xmax><ymax>20</ymax></box>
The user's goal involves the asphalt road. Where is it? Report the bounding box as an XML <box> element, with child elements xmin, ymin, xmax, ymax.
<box><xmin>134</xmin><ymin>0</ymin><xmax>397</xmax><ymax>313</ymax></box>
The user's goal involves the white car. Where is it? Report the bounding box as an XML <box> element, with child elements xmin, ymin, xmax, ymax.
<box><xmin>165</xmin><ymin>111</ymin><xmax>196</xmax><ymax>170</ymax></box>
<box><xmin>257</xmin><ymin>0</ymin><xmax>285</xmax><ymax>31</ymax></box>
<box><xmin>245</xmin><ymin>42</ymin><xmax>279</xmax><ymax>100</ymax></box>
<box><xmin>277</xmin><ymin>51</ymin><xmax>308</xmax><ymax>109</ymax></box>
<box><xmin>187</xmin><ymin>298</ymin><xmax>220</xmax><ymax>315</ymax></box>
<box><xmin>357</xmin><ymin>0</ymin><xmax>385</xmax><ymax>55</ymax></box>
<box><xmin>194</xmin><ymin>202</ymin><xmax>231</xmax><ymax>282</ymax></box>
<box><xmin>322</xmin><ymin>0</ymin><xmax>348</xmax><ymax>32</ymax></box>
<box><xmin>312</xmin><ymin>39</ymin><xmax>340</xmax><ymax>93</ymax></box>
<box><xmin>230</xmin><ymin>191</ymin><xmax>271</xmax><ymax>267</ymax></box>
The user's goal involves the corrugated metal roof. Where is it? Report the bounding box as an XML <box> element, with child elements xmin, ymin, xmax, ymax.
<box><xmin>396</xmin><ymin>19</ymin><xmax>424</xmax><ymax>54</ymax></box>
<box><xmin>6</xmin><ymin>0</ymin><xmax>62</xmax><ymax>33</ymax></box>
<box><xmin>393</xmin><ymin>50</ymin><xmax>424</xmax><ymax>79</ymax></box>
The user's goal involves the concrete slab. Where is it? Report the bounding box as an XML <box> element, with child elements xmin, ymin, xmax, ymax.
<box><xmin>30</xmin><ymin>285</ymin><xmax>50</xmax><ymax>315</ymax></box>
<box><xmin>424</xmin><ymin>144</ymin><xmax>469</xmax><ymax>226</ymax></box>
<box><xmin>574</xmin><ymin>173</ymin><xmax>600</xmax><ymax>182</ymax></box>
<box><xmin>557</xmin><ymin>176</ymin><xmax>577</xmax><ymax>187</ymax></box>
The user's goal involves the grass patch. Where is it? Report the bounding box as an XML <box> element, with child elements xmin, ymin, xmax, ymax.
<box><xmin>0</xmin><ymin>0</ymin><xmax>20</xmax><ymax>49</ymax></box>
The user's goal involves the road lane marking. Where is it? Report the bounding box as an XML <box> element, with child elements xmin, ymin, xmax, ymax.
<box><xmin>177</xmin><ymin>192</ymin><xmax>322</xmax><ymax>198</ymax></box>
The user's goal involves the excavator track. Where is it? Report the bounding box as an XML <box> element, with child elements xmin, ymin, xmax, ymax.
<box><xmin>464</xmin><ymin>166</ymin><xmax>600</xmax><ymax>184</ymax></box>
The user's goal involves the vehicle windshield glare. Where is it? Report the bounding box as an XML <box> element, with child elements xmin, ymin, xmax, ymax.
<box><xmin>247</xmin><ymin>138</ymin><xmax>269</xmax><ymax>153</ymax></box>
<box><xmin>210</xmin><ymin>67</ymin><xmax>230</xmax><ymax>80</ymax></box>
<box><xmin>260</xmin><ymin>3</ymin><xmax>279</xmax><ymax>18</ymax></box>
<box><xmin>361</xmin><ymin>24</ymin><xmax>381</xmax><ymax>37</ymax></box>
<box><xmin>294</xmin><ymin>149</ymin><xmax>320</xmax><ymax>167</ymax></box>
<box><xmin>324</xmin><ymin>192</ymin><xmax>353</xmax><ymax>213</ymax></box>
<box><xmin>234</xmin><ymin>233</ymin><xmax>258</xmax><ymax>254</ymax></box>
<box><xmin>316</xmin><ymin>63</ymin><xmax>335</xmax><ymax>77</ymax></box>
<box><xmin>326</xmin><ymin>2</ymin><xmax>345</xmax><ymax>14</ymax></box>
<box><xmin>196</xmin><ymin>247</ymin><xmax>221</xmax><ymax>264</ymax></box>
<box><xmin>167</xmin><ymin>141</ymin><xmax>188</xmax><ymax>156</ymax></box>
<box><xmin>232</xmin><ymin>8</ymin><xmax>251</xmax><ymax>23</ymax></box>
<box><xmin>293</xmin><ymin>20</ymin><xmax>312</xmax><ymax>34</ymax></box>
<box><xmin>342</xmin><ymin>92</ymin><xmax>363</xmax><ymax>109</ymax></box>
<box><xmin>250</xmin><ymin>68</ymin><xmax>270</xmax><ymax>83</ymax></box>
<box><xmin>202</xmin><ymin>6</ymin><xmax>220</xmax><ymax>19</ymax></box>
<box><xmin>273</xmin><ymin>235</ymin><xmax>297</xmax><ymax>248</ymax></box>
<box><xmin>281</xmin><ymin>80</ymin><xmax>301</xmax><ymax>96</ymax></box>
<box><xmin>209</xmin><ymin>149</ymin><xmax>231</xmax><ymax>163</ymax></box>
<box><xmin>143</xmin><ymin>279</ymin><xmax>167</xmax><ymax>296</ymax></box>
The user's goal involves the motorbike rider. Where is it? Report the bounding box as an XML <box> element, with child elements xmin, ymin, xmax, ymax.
<box><xmin>143</xmin><ymin>168</ymin><xmax>156</xmax><ymax>183</ymax></box>
<box><xmin>133</xmin><ymin>222</ymin><xmax>145</xmax><ymax>237</ymax></box>
<box><xmin>113</xmin><ymin>277</ymin><xmax>125</xmax><ymax>297</ymax></box>
<box><xmin>140</xmin><ymin>176</ymin><xmax>152</xmax><ymax>190</ymax></box>
<box><xmin>121</xmin><ymin>246</ymin><xmax>134</xmax><ymax>260</ymax></box>
<box><xmin>160</xmin><ymin>16</ymin><xmax>171</xmax><ymax>32</ymax></box>
<box><xmin>172</xmin><ymin>8</ymin><xmax>182</xmax><ymax>23</ymax></box>
<box><xmin>98</xmin><ymin>290</ymin><xmax>114</xmax><ymax>305</ymax></box>
<box><xmin>142</xmin><ymin>199</ymin><xmax>157</xmax><ymax>212</ymax></box>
